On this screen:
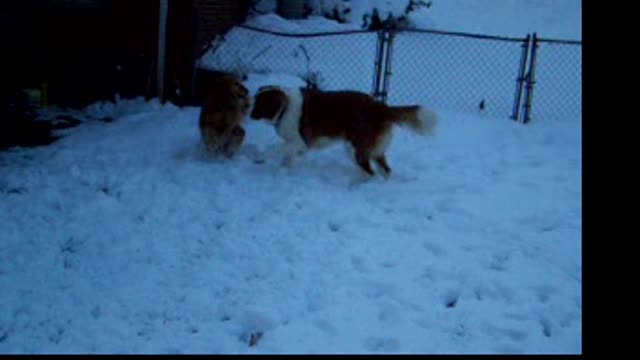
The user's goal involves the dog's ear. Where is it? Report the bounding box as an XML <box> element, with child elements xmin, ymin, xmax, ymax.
<box><xmin>235</xmin><ymin>81</ymin><xmax>249</xmax><ymax>97</ymax></box>
<box><xmin>250</xmin><ymin>88</ymin><xmax>287</xmax><ymax>122</ymax></box>
<box><xmin>257</xmin><ymin>85</ymin><xmax>279</xmax><ymax>93</ymax></box>
<box><xmin>230</xmin><ymin>80</ymin><xmax>250</xmax><ymax>108</ymax></box>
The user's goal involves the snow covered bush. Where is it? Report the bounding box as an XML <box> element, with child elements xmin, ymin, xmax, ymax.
<box><xmin>305</xmin><ymin>0</ymin><xmax>432</xmax><ymax>30</ymax></box>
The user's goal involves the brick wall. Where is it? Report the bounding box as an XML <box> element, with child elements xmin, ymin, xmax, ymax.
<box><xmin>1</xmin><ymin>0</ymin><xmax>251</xmax><ymax>106</ymax></box>
<box><xmin>193</xmin><ymin>0</ymin><xmax>251</xmax><ymax>56</ymax></box>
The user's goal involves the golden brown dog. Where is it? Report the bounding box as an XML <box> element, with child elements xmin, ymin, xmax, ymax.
<box><xmin>199</xmin><ymin>75</ymin><xmax>250</xmax><ymax>158</ymax></box>
<box><xmin>250</xmin><ymin>86</ymin><xmax>437</xmax><ymax>178</ymax></box>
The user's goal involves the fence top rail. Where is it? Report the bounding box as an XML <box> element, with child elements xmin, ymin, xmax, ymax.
<box><xmin>237</xmin><ymin>24</ymin><xmax>582</xmax><ymax>46</ymax></box>
<box><xmin>393</xmin><ymin>28</ymin><xmax>527</xmax><ymax>43</ymax></box>
<box><xmin>536</xmin><ymin>37</ymin><xmax>582</xmax><ymax>46</ymax></box>
<box><xmin>237</xmin><ymin>25</ymin><xmax>377</xmax><ymax>38</ymax></box>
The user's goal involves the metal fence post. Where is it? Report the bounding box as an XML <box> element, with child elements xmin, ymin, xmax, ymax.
<box><xmin>522</xmin><ymin>33</ymin><xmax>538</xmax><ymax>124</ymax></box>
<box><xmin>379</xmin><ymin>29</ymin><xmax>395</xmax><ymax>104</ymax></box>
<box><xmin>372</xmin><ymin>29</ymin><xmax>386</xmax><ymax>101</ymax></box>
<box><xmin>511</xmin><ymin>34</ymin><xmax>531</xmax><ymax>121</ymax></box>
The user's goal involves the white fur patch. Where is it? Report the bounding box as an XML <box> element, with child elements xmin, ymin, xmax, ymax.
<box><xmin>416</xmin><ymin>106</ymin><xmax>438</xmax><ymax>135</ymax></box>
<box><xmin>274</xmin><ymin>88</ymin><xmax>306</xmax><ymax>148</ymax></box>
<box><xmin>270</xmin><ymin>87</ymin><xmax>308</xmax><ymax>165</ymax></box>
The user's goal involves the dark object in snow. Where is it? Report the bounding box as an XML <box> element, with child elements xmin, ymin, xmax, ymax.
<box><xmin>0</xmin><ymin>120</ymin><xmax>60</xmax><ymax>150</ymax></box>
<box><xmin>0</xmin><ymin>90</ymin><xmax>88</xmax><ymax>150</ymax></box>
<box><xmin>445</xmin><ymin>291</ymin><xmax>459</xmax><ymax>308</ymax></box>
<box><xmin>249</xmin><ymin>332</ymin><xmax>263</xmax><ymax>347</ymax></box>
<box><xmin>328</xmin><ymin>221</ymin><xmax>341</xmax><ymax>232</ymax></box>
<box><xmin>7</xmin><ymin>188</ymin><xmax>26</xmax><ymax>194</ymax></box>
<box><xmin>1</xmin><ymin>90</ymin><xmax>57</xmax><ymax>150</ymax></box>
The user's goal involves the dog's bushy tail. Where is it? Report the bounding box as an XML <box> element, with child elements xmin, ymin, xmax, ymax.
<box><xmin>389</xmin><ymin>105</ymin><xmax>438</xmax><ymax>135</ymax></box>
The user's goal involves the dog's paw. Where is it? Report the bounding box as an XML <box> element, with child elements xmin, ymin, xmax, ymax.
<box><xmin>282</xmin><ymin>156</ymin><xmax>296</xmax><ymax>168</ymax></box>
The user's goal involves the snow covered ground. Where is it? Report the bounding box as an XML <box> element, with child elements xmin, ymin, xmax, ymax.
<box><xmin>0</xmin><ymin>1</ymin><xmax>581</xmax><ymax>354</ymax></box>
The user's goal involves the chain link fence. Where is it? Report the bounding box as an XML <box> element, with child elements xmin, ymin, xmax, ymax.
<box><xmin>525</xmin><ymin>38</ymin><xmax>582</xmax><ymax>122</ymax></box>
<box><xmin>198</xmin><ymin>25</ymin><xmax>582</xmax><ymax>124</ymax></box>
<box><xmin>384</xmin><ymin>29</ymin><xmax>527</xmax><ymax>119</ymax></box>
<box><xmin>199</xmin><ymin>25</ymin><xmax>379</xmax><ymax>93</ymax></box>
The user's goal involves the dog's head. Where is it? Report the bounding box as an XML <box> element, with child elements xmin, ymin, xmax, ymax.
<box><xmin>218</xmin><ymin>75</ymin><xmax>251</xmax><ymax>114</ymax></box>
<box><xmin>250</xmin><ymin>86</ymin><xmax>289</xmax><ymax>122</ymax></box>
<box><xmin>199</xmin><ymin>75</ymin><xmax>250</xmax><ymax>154</ymax></box>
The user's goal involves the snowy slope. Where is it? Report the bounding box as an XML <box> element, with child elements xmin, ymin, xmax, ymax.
<box><xmin>249</xmin><ymin>0</ymin><xmax>582</xmax><ymax>40</ymax></box>
<box><xmin>414</xmin><ymin>0</ymin><xmax>582</xmax><ymax>40</ymax></box>
<box><xmin>0</xmin><ymin>1</ymin><xmax>581</xmax><ymax>354</ymax></box>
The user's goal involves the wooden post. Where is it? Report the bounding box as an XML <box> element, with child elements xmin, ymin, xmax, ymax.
<box><xmin>158</xmin><ymin>0</ymin><xmax>168</xmax><ymax>102</ymax></box>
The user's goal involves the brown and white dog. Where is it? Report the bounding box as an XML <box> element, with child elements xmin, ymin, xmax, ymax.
<box><xmin>199</xmin><ymin>75</ymin><xmax>251</xmax><ymax>158</ymax></box>
<box><xmin>249</xmin><ymin>86</ymin><xmax>437</xmax><ymax>178</ymax></box>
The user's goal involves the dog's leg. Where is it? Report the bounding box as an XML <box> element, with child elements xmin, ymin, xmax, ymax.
<box><xmin>254</xmin><ymin>143</ymin><xmax>284</xmax><ymax>164</ymax></box>
<box><xmin>282</xmin><ymin>141</ymin><xmax>307</xmax><ymax>168</ymax></box>
<box><xmin>355</xmin><ymin>150</ymin><xmax>375</xmax><ymax>177</ymax></box>
<box><xmin>221</xmin><ymin>126</ymin><xmax>246</xmax><ymax>159</ymax></box>
<box><xmin>374</xmin><ymin>155</ymin><xmax>392</xmax><ymax>179</ymax></box>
